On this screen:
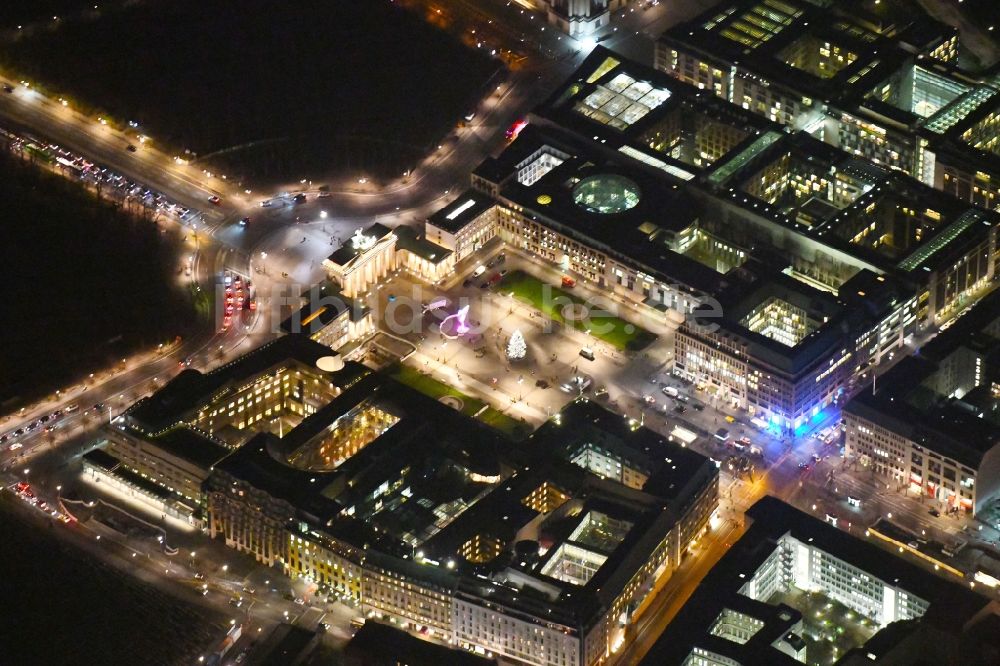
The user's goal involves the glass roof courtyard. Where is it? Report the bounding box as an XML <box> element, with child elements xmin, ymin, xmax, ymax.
<box><xmin>572</xmin><ymin>175</ymin><xmax>641</xmax><ymax>214</ymax></box>
<box><xmin>573</xmin><ymin>72</ymin><xmax>672</xmax><ymax>131</ymax></box>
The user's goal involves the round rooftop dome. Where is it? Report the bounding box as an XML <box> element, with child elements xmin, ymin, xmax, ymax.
<box><xmin>315</xmin><ymin>355</ymin><xmax>344</xmax><ymax>373</ymax></box>
<box><xmin>572</xmin><ymin>174</ymin><xmax>640</xmax><ymax>214</ymax></box>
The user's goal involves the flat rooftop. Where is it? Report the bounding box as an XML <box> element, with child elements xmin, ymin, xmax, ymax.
<box><xmin>845</xmin><ymin>288</ymin><xmax>1000</xmax><ymax>469</ymax></box>
<box><xmin>214</xmin><ymin>394</ymin><xmax>717</xmax><ymax>632</ymax></box>
<box><xmin>427</xmin><ymin>189</ymin><xmax>495</xmax><ymax>234</ymax></box>
<box><xmin>641</xmin><ymin>496</ymin><xmax>990</xmax><ymax>665</ymax></box>
<box><xmin>213</xmin><ymin>364</ymin><xmax>505</xmax><ymax>537</ymax></box>
<box><xmin>536</xmin><ymin>47</ymin><xmax>776</xmax><ymax>181</ymax></box>
<box><xmin>705</xmin><ymin>130</ymin><xmax>1000</xmax><ymax>277</ymax></box>
<box><xmin>279</xmin><ymin>283</ymin><xmax>369</xmax><ymax>335</ymax></box>
<box><xmin>125</xmin><ymin>335</ymin><xmax>336</xmax><ymax>432</ymax></box>
<box><xmin>688</xmin><ymin>266</ymin><xmax>909</xmax><ymax>377</ymax></box>
<box><xmin>659</xmin><ymin>0</ymin><xmax>953</xmax><ymax>112</ymax></box>
<box><xmin>486</xmin><ymin>125</ymin><xmax>727</xmax><ymax>296</ymax></box>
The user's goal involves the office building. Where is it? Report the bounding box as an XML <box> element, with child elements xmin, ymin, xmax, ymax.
<box><xmin>427</xmin><ymin>47</ymin><xmax>998</xmax><ymax>428</ymax></box>
<box><xmin>845</xmin><ymin>288</ymin><xmax>1000</xmax><ymax>514</ymax></box>
<box><xmin>655</xmin><ymin>0</ymin><xmax>1000</xmax><ymax>212</ymax></box>
<box><xmin>642</xmin><ymin>496</ymin><xmax>999</xmax><ymax>665</ymax></box>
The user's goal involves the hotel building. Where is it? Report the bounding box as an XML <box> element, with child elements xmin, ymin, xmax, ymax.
<box><xmin>204</xmin><ymin>363</ymin><xmax>718</xmax><ymax>666</ymax></box>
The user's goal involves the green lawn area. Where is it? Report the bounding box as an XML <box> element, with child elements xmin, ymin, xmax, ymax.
<box><xmin>500</xmin><ymin>270</ymin><xmax>657</xmax><ymax>351</ymax></box>
<box><xmin>391</xmin><ymin>365</ymin><xmax>529</xmax><ymax>440</ymax></box>
<box><xmin>477</xmin><ymin>407</ymin><xmax>530</xmax><ymax>440</ymax></box>
<box><xmin>391</xmin><ymin>365</ymin><xmax>484</xmax><ymax>416</ymax></box>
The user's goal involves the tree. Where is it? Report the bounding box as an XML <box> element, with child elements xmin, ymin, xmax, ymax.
<box><xmin>507</xmin><ymin>329</ymin><xmax>526</xmax><ymax>361</ymax></box>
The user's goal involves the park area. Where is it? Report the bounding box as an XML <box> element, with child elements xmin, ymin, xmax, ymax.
<box><xmin>0</xmin><ymin>0</ymin><xmax>501</xmax><ymax>184</ymax></box>
<box><xmin>0</xmin><ymin>146</ymin><xmax>196</xmax><ymax>406</ymax></box>
<box><xmin>501</xmin><ymin>270</ymin><xmax>657</xmax><ymax>351</ymax></box>
<box><xmin>390</xmin><ymin>364</ymin><xmax>527</xmax><ymax>439</ymax></box>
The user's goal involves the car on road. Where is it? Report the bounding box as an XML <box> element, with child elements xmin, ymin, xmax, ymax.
<box><xmin>126</xmin><ymin>144</ymin><xmax>137</xmax><ymax>152</ymax></box>
<box><xmin>929</xmin><ymin>508</ymin><xmax>941</xmax><ymax>517</ymax></box>
<box><xmin>207</xmin><ymin>195</ymin><xmax>221</xmax><ymax>205</ymax></box>
<box><xmin>293</xmin><ymin>193</ymin><xmax>307</xmax><ymax>204</ymax></box>
<box><xmin>65</xmin><ymin>404</ymin><xmax>79</xmax><ymax>413</ymax></box>
<box><xmin>8</xmin><ymin>442</ymin><xmax>22</xmax><ymax>451</ymax></box>
<box><xmin>798</xmin><ymin>462</ymin><xmax>810</xmax><ymax>470</ymax></box>
<box><xmin>238</xmin><ymin>217</ymin><xmax>249</xmax><ymax>227</ymax></box>
<box><xmin>2</xmin><ymin>84</ymin><xmax>13</xmax><ymax>93</ymax></box>
<box><xmin>505</xmin><ymin>119</ymin><xmax>528</xmax><ymax>141</ymax></box>
<box><xmin>229</xmin><ymin>596</ymin><xmax>243</xmax><ymax>607</ymax></box>
<box><xmin>259</xmin><ymin>199</ymin><xmax>272</xmax><ymax>207</ymax></box>
<box><xmin>462</xmin><ymin>278</ymin><xmax>474</xmax><ymax>288</ymax></box>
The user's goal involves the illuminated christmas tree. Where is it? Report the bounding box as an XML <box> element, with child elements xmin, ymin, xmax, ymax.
<box><xmin>507</xmin><ymin>329</ymin><xmax>526</xmax><ymax>361</ymax></box>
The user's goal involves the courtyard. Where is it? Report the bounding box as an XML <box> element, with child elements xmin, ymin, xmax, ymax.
<box><xmin>768</xmin><ymin>589</ymin><xmax>878</xmax><ymax>666</ymax></box>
